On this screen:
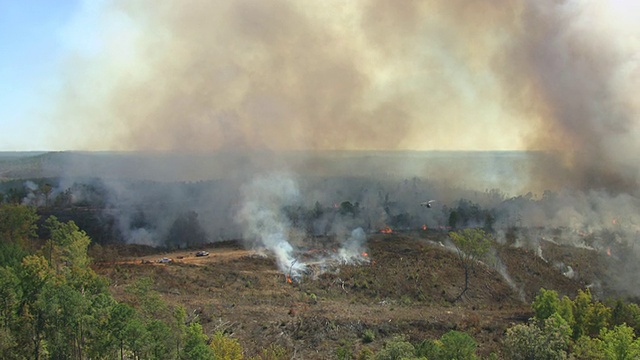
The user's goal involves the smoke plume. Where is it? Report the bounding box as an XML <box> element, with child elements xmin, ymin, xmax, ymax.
<box><xmin>43</xmin><ymin>0</ymin><xmax>640</xmax><ymax>292</ymax></box>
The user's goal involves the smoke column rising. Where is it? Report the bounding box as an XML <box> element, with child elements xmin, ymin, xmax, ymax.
<box><xmin>46</xmin><ymin>0</ymin><xmax>640</xmax><ymax>291</ymax></box>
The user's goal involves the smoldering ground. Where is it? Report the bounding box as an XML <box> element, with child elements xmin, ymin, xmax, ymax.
<box><xmin>39</xmin><ymin>0</ymin><xmax>640</xmax><ymax>294</ymax></box>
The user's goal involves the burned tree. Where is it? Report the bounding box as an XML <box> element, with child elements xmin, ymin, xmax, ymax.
<box><xmin>449</xmin><ymin>228</ymin><xmax>492</xmax><ymax>302</ymax></box>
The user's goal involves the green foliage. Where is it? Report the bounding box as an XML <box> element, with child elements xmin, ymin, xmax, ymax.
<box><xmin>415</xmin><ymin>339</ymin><xmax>443</xmax><ymax>359</ymax></box>
<box><xmin>572</xmin><ymin>336</ymin><xmax>605</xmax><ymax>360</ymax></box>
<box><xmin>39</xmin><ymin>281</ymin><xmax>88</xmax><ymax>359</ymax></box>
<box><xmin>374</xmin><ymin>336</ymin><xmax>415</xmax><ymax>360</ymax></box>
<box><xmin>45</xmin><ymin>216</ymin><xmax>92</xmax><ymax>271</ymax></box>
<box><xmin>0</xmin><ymin>242</ymin><xmax>29</xmax><ymax>268</ymax></box>
<box><xmin>357</xmin><ymin>346</ymin><xmax>375</xmax><ymax>360</ymax></box>
<box><xmin>249</xmin><ymin>343</ymin><xmax>290</xmax><ymax>360</ymax></box>
<box><xmin>600</xmin><ymin>324</ymin><xmax>640</xmax><ymax>360</ymax></box>
<box><xmin>0</xmin><ymin>327</ymin><xmax>16</xmax><ymax>360</ymax></box>
<box><xmin>0</xmin><ymin>267</ymin><xmax>20</xmax><ymax>328</ymax></box>
<box><xmin>125</xmin><ymin>276</ymin><xmax>169</xmax><ymax>321</ymax></box>
<box><xmin>532</xmin><ymin>288</ymin><xmax>561</xmax><ymax>322</ymax></box>
<box><xmin>363</xmin><ymin>329</ymin><xmax>376</xmax><ymax>343</ymax></box>
<box><xmin>503</xmin><ymin>314</ymin><xmax>571</xmax><ymax>360</ymax></box>
<box><xmin>210</xmin><ymin>331</ymin><xmax>244</xmax><ymax>360</ymax></box>
<box><xmin>449</xmin><ymin>228</ymin><xmax>492</xmax><ymax>263</ymax></box>
<box><xmin>413</xmin><ymin>331</ymin><xmax>478</xmax><ymax>360</ymax></box>
<box><xmin>182</xmin><ymin>322</ymin><xmax>215</xmax><ymax>360</ymax></box>
<box><xmin>448</xmin><ymin>228</ymin><xmax>492</xmax><ymax>301</ymax></box>
<box><xmin>559</xmin><ymin>295</ymin><xmax>576</xmax><ymax>329</ymax></box>
<box><xmin>336</xmin><ymin>342</ymin><xmax>353</xmax><ymax>360</ymax></box>
<box><xmin>571</xmin><ymin>289</ymin><xmax>611</xmax><ymax>339</ymax></box>
<box><xmin>0</xmin><ymin>204</ymin><xmax>39</xmax><ymax>247</ymax></box>
<box><xmin>439</xmin><ymin>330</ymin><xmax>478</xmax><ymax>360</ymax></box>
<box><xmin>0</xmin><ymin>206</ymin><xmax>191</xmax><ymax>360</ymax></box>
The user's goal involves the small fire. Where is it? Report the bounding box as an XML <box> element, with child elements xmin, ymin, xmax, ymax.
<box><xmin>380</xmin><ymin>226</ymin><xmax>393</xmax><ymax>234</ymax></box>
<box><xmin>361</xmin><ymin>252</ymin><xmax>368</xmax><ymax>257</ymax></box>
<box><xmin>422</xmin><ymin>224</ymin><xmax>427</xmax><ymax>230</ymax></box>
<box><xmin>607</xmin><ymin>247</ymin><xmax>611</xmax><ymax>256</ymax></box>
<box><xmin>612</xmin><ymin>219</ymin><xmax>617</xmax><ymax>225</ymax></box>
<box><xmin>286</xmin><ymin>274</ymin><xmax>292</xmax><ymax>284</ymax></box>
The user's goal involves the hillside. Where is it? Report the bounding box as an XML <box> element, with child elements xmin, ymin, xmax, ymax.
<box><xmin>93</xmin><ymin>230</ymin><xmax>612</xmax><ymax>358</ymax></box>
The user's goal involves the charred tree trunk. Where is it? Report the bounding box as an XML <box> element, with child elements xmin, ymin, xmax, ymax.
<box><xmin>453</xmin><ymin>264</ymin><xmax>470</xmax><ymax>302</ymax></box>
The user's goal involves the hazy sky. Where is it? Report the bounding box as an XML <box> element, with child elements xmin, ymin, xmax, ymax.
<box><xmin>1</xmin><ymin>0</ymin><xmax>638</xmax><ymax>155</ymax></box>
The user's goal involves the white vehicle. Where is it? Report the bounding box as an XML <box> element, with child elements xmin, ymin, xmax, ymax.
<box><xmin>195</xmin><ymin>251</ymin><xmax>210</xmax><ymax>257</ymax></box>
<box><xmin>157</xmin><ymin>257</ymin><xmax>173</xmax><ymax>263</ymax></box>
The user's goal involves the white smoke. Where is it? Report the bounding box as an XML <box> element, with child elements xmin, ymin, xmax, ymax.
<box><xmin>236</xmin><ymin>173</ymin><xmax>306</xmax><ymax>276</ymax></box>
<box><xmin>334</xmin><ymin>227</ymin><xmax>369</xmax><ymax>264</ymax></box>
<box><xmin>236</xmin><ymin>172</ymin><xmax>371</xmax><ymax>278</ymax></box>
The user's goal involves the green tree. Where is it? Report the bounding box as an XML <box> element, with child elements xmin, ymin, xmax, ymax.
<box><xmin>41</xmin><ymin>183</ymin><xmax>53</xmax><ymax>208</ymax></box>
<box><xmin>0</xmin><ymin>242</ymin><xmax>29</xmax><ymax>268</ymax></box>
<box><xmin>0</xmin><ymin>267</ymin><xmax>20</xmax><ymax>329</ymax></box>
<box><xmin>572</xmin><ymin>289</ymin><xmax>611</xmax><ymax>339</ymax></box>
<box><xmin>173</xmin><ymin>305</ymin><xmax>188</xmax><ymax>358</ymax></box>
<box><xmin>124</xmin><ymin>317</ymin><xmax>150</xmax><ymax>360</ymax></box>
<box><xmin>415</xmin><ymin>339</ymin><xmax>442</xmax><ymax>359</ymax></box>
<box><xmin>182</xmin><ymin>322</ymin><xmax>215</xmax><ymax>360</ymax></box>
<box><xmin>503</xmin><ymin>313</ymin><xmax>571</xmax><ymax>360</ymax></box>
<box><xmin>559</xmin><ymin>295</ymin><xmax>576</xmax><ymax>329</ymax></box>
<box><xmin>374</xmin><ymin>336</ymin><xmax>416</xmax><ymax>360</ymax></box>
<box><xmin>600</xmin><ymin>324</ymin><xmax>640</xmax><ymax>360</ymax></box>
<box><xmin>15</xmin><ymin>255</ymin><xmax>53</xmax><ymax>360</ymax></box>
<box><xmin>572</xmin><ymin>336</ymin><xmax>605</xmax><ymax>360</ymax></box>
<box><xmin>39</xmin><ymin>281</ymin><xmax>88</xmax><ymax>359</ymax></box>
<box><xmin>532</xmin><ymin>288</ymin><xmax>561</xmax><ymax>322</ymax></box>
<box><xmin>439</xmin><ymin>330</ymin><xmax>478</xmax><ymax>360</ymax></box>
<box><xmin>210</xmin><ymin>331</ymin><xmax>244</xmax><ymax>360</ymax></box>
<box><xmin>0</xmin><ymin>327</ymin><xmax>17</xmax><ymax>360</ymax></box>
<box><xmin>109</xmin><ymin>303</ymin><xmax>136</xmax><ymax>360</ymax></box>
<box><xmin>448</xmin><ymin>228</ymin><xmax>492</xmax><ymax>301</ymax></box>
<box><xmin>84</xmin><ymin>293</ymin><xmax>119</xmax><ymax>360</ymax></box>
<box><xmin>0</xmin><ymin>204</ymin><xmax>39</xmax><ymax>248</ymax></box>
<box><xmin>45</xmin><ymin>216</ymin><xmax>92</xmax><ymax>272</ymax></box>
<box><xmin>147</xmin><ymin>319</ymin><xmax>174</xmax><ymax>360</ymax></box>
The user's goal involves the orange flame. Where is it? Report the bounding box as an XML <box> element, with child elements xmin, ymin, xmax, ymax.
<box><xmin>422</xmin><ymin>224</ymin><xmax>427</xmax><ymax>230</ymax></box>
<box><xmin>286</xmin><ymin>274</ymin><xmax>292</xmax><ymax>284</ymax></box>
<box><xmin>607</xmin><ymin>247</ymin><xmax>611</xmax><ymax>256</ymax></box>
<box><xmin>361</xmin><ymin>252</ymin><xmax>368</xmax><ymax>257</ymax></box>
<box><xmin>613</xmin><ymin>219</ymin><xmax>617</xmax><ymax>225</ymax></box>
<box><xmin>380</xmin><ymin>226</ymin><xmax>393</xmax><ymax>234</ymax></box>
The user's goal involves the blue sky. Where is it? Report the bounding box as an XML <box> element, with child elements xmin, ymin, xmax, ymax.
<box><xmin>0</xmin><ymin>0</ymin><xmax>79</xmax><ymax>151</ymax></box>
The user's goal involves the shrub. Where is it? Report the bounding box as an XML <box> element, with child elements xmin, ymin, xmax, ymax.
<box><xmin>209</xmin><ymin>331</ymin><xmax>244</xmax><ymax>360</ymax></box>
<box><xmin>503</xmin><ymin>314</ymin><xmax>571</xmax><ymax>360</ymax></box>
<box><xmin>532</xmin><ymin>288</ymin><xmax>560</xmax><ymax>322</ymax></box>
<box><xmin>363</xmin><ymin>329</ymin><xmax>376</xmax><ymax>344</ymax></box>
<box><xmin>439</xmin><ymin>330</ymin><xmax>478</xmax><ymax>360</ymax></box>
<box><xmin>374</xmin><ymin>336</ymin><xmax>415</xmax><ymax>360</ymax></box>
<box><xmin>249</xmin><ymin>344</ymin><xmax>290</xmax><ymax>360</ymax></box>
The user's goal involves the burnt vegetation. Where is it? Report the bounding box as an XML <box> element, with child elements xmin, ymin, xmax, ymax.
<box><xmin>3</xmin><ymin>152</ymin><xmax>640</xmax><ymax>358</ymax></box>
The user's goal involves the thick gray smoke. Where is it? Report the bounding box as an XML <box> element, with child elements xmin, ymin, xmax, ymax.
<box><xmin>41</xmin><ymin>0</ymin><xmax>640</xmax><ymax>293</ymax></box>
<box><xmin>500</xmin><ymin>1</ymin><xmax>640</xmax><ymax>192</ymax></box>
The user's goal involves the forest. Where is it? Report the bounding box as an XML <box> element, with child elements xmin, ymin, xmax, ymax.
<box><xmin>3</xmin><ymin>200</ymin><xmax>640</xmax><ymax>359</ymax></box>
